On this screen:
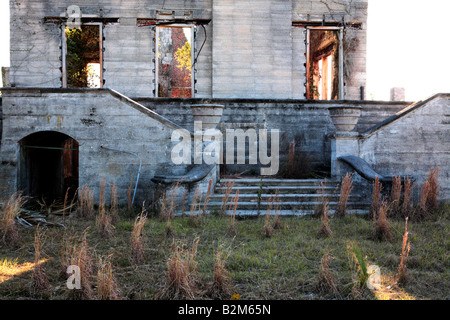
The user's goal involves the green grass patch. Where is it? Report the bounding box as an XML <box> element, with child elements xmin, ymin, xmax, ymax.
<box><xmin>0</xmin><ymin>211</ymin><xmax>448</xmax><ymax>300</ymax></box>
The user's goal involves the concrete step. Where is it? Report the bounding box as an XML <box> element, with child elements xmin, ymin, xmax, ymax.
<box><xmin>208</xmin><ymin>178</ymin><xmax>368</xmax><ymax>214</ymax></box>
<box><xmin>209</xmin><ymin>193</ymin><xmax>360</xmax><ymax>202</ymax></box>
<box><xmin>214</xmin><ymin>185</ymin><xmax>340</xmax><ymax>194</ymax></box>
<box><xmin>178</xmin><ymin>209</ymin><xmax>370</xmax><ymax>217</ymax></box>
<box><xmin>218</xmin><ymin>178</ymin><xmax>339</xmax><ymax>187</ymax></box>
<box><xmin>205</xmin><ymin>201</ymin><xmax>370</xmax><ymax>211</ymax></box>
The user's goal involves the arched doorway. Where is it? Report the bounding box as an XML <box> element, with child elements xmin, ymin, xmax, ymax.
<box><xmin>18</xmin><ymin>131</ymin><xmax>79</xmax><ymax>204</ymax></box>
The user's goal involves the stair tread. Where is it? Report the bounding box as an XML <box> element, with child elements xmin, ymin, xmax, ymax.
<box><xmin>176</xmin><ymin>209</ymin><xmax>369</xmax><ymax>216</ymax></box>
<box><xmin>220</xmin><ymin>178</ymin><xmax>338</xmax><ymax>182</ymax></box>
<box><xmin>216</xmin><ymin>185</ymin><xmax>338</xmax><ymax>189</ymax></box>
<box><xmin>207</xmin><ymin>201</ymin><xmax>370</xmax><ymax>205</ymax></box>
<box><xmin>210</xmin><ymin>194</ymin><xmax>359</xmax><ymax>199</ymax></box>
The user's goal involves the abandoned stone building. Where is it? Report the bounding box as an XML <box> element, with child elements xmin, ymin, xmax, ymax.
<box><xmin>0</xmin><ymin>0</ymin><xmax>448</xmax><ymax>213</ymax></box>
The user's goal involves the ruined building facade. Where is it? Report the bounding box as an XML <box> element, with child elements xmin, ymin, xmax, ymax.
<box><xmin>1</xmin><ymin>0</ymin><xmax>449</xmax><ymax>207</ymax></box>
<box><xmin>7</xmin><ymin>0</ymin><xmax>368</xmax><ymax>99</ymax></box>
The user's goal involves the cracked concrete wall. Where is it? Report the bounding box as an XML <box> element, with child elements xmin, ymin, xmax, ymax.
<box><xmin>9</xmin><ymin>0</ymin><xmax>367</xmax><ymax>99</ymax></box>
<box><xmin>0</xmin><ymin>88</ymin><xmax>188</xmax><ymax>204</ymax></box>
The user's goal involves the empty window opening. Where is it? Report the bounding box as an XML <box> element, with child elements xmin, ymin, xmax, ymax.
<box><xmin>306</xmin><ymin>28</ymin><xmax>343</xmax><ymax>100</ymax></box>
<box><xmin>64</xmin><ymin>24</ymin><xmax>102</xmax><ymax>88</ymax></box>
<box><xmin>156</xmin><ymin>26</ymin><xmax>194</xmax><ymax>97</ymax></box>
<box><xmin>19</xmin><ymin>132</ymin><xmax>79</xmax><ymax>206</ymax></box>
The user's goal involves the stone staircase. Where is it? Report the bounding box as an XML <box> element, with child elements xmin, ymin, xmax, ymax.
<box><xmin>206</xmin><ymin>178</ymin><xmax>370</xmax><ymax>216</ymax></box>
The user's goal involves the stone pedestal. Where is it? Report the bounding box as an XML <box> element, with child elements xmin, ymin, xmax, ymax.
<box><xmin>330</xmin><ymin>132</ymin><xmax>360</xmax><ymax>177</ymax></box>
<box><xmin>328</xmin><ymin>106</ymin><xmax>362</xmax><ymax>178</ymax></box>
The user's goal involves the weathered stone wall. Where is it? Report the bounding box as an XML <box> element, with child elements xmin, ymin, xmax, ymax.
<box><xmin>212</xmin><ymin>0</ymin><xmax>367</xmax><ymax>99</ymax></box>
<box><xmin>9</xmin><ymin>0</ymin><xmax>367</xmax><ymax>99</ymax></box>
<box><xmin>0</xmin><ymin>88</ymin><xmax>188</xmax><ymax>204</ymax></box>
<box><xmin>137</xmin><ymin>98</ymin><xmax>409</xmax><ymax>175</ymax></box>
<box><xmin>9</xmin><ymin>0</ymin><xmax>212</xmax><ymax>97</ymax></box>
<box><xmin>212</xmin><ymin>0</ymin><xmax>293</xmax><ymax>99</ymax></box>
<box><xmin>358</xmin><ymin>95</ymin><xmax>450</xmax><ymax>201</ymax></box>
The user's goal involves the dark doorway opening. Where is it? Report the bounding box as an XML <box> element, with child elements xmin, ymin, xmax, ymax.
<box><xmin>19</xmin><ymin>131</ymin><xmax>79</xmax><ymax>205</ymax></box>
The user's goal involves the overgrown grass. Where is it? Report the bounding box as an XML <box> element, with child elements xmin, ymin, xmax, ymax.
<box><xmin>0</xmin><ymin>205</ymin><xmax>448</xmax><ymax>300</ymax></box>
<box><xmin>0</xmin><ymin>193</ymin><xmax>26</xmax><ymax>246</ymax></box>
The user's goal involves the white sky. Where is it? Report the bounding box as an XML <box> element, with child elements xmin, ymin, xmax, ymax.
<box><xmin>0</xmin><ymin>0</ymin><xmax>10</xmax><ymax>86</ymax></box>
<box><xmin>367</xmin><ymin>0</ymin><xmax>450</xmax><ymax>101</ymax></box>
<box><xmin>0</xmin><ymin>0</ymin><xmax>449</xmax><ymax>101</ymax></box>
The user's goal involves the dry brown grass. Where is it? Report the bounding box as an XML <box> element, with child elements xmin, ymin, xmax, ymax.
<box><xmin>263</xmin><ymin>212</ymin><xmax>274</xmax><ymax>238</ymax></box>
<box><xmin>130</xmin><ymin>208</ymin><xmax>148</xmax><ymax>264</ymax></box>
<box><xmin>415</xmin><ymin>168</ymin><xmax>440</xmax><ymax>221</ymax></box>
<box><xmin>272</xmin><ymin>201</ymin><xmax>283</xmax><ymax>230</ymax></box>
<box><xmin>31</xmin><ymin>226</ymin><xmax>50</xmax><ymax>295</ymax></box>
<box><xmin>318</xmin><ymin>198</ymin><xmax>332</xmax><ymax>238</ymax></box>
<box><xmin>426</xmin><ymin>167</ymin><xmax>440</xmax><ymax>212</ymax></box>
<box><xmin>336</xmin><ymin>173</ymin><xmax>353</xmax><ymax>218</ymax></box>
<box><xmin>160</xmin><ymin>191</ymin><xmax>175</xmax><ymax>237</ymax></box>
<box><xmin>263</xmin><ymin>191</ymin><xmax>278</xmax><ymax>238</ymax></box>
<box><xmin>221</xmin><ymin>180</ymin><xmax>235</xmax><ymax>216</ymax></box>
<box><xmin>127</xmin><ymin>180</ymin><xmax>134</xmax><ymax>211</ymax></box>
<box><xmin>110</xmin><ymin>182</ymin><xmax>120</xmax><ymax>225</ymax></box>
<box><xmin>168</xmin><ymin>182</ymin><xmax>181</xmax><ymax>220</ymax></box>
<box><xmin>389</xmin><ymin>176</ymin><xmax>402</xmax><ymax>218</ymax></box>
<box><xmin>158</xmin><ymin>238</ymin><xmax>201</xmax><ymax>300</ymax></box>
<box><xmin>369</xmin><ymin>176</ymin><xmax>382</xmax><ymax>221</ymax></box>
<box><xmin>180</xmin><ymin>191</ymin><xmax>187</xmax><ymax>216</ymax></box>
<box><xmin>417</xmin><ymin>181</ymin><xmax>431</xmax><ymax>221</ymax></box>
<box><xmin>96</xmin><ymin>178</ymin><xmax>114</xmax><ymax>238</ymax></box>
<box><xmin>64</xmin><ymin>229</ymin><xmax>95</xmax><ymax>299</ymax></box>
<box><xmin>97</xmin><ymin>254</ymin><xmax>122</xmax><ymax>300</ymax></box>
<box><xmin>314</xmin><ymin>180</ymin><xmax>329</xmax><ymax>218</ymax></box>
<box><xmin>0</xmin><ymin>192</ymin><xmax>26</xmax><ymax>247</ymax></box>
<box><xmin>202</xmin><ymin>179</ymin><xmax>213</xmax><ymax>215</ymax></box>
<box><xmin>316</xmin><ymin>251</ymin><xmax>339</xmax><ymax>296</ymax></box>
<box><xmin>397</xmin><ymin>218</ymin><xmax>411</xmax><ymax>286</ymax></box>
<box><xmin>374</xmin><ymin>202</ymin><xmax>393</xmax><ymax>241</ymax></box>
<box><xmin>402</xmin><ymin>177</ymin><xmax>414</xmax><ymax>219</ymax></box>
<box><xmin>78</xmin><ymin>185</ymin><xmax>95</xmax><ymax>220</ymax></box>
<box><xmin>228</xmin><ymin>190</ymin><xmax>239</xmax><ymax>236</ymax></box>
<box><xmin>188</xmin><ymin>186</ymin><xmax>202</xmax><ymax>228</ymax></box>
<box><xmin>206</xmin><ymin>243</ymin><xmax>233</xmax><ymax>299</ymax></box>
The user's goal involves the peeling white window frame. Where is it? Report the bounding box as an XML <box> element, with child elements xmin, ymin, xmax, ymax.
<box><xmin>155</xmin><ymin>24</ymin><xmax>195</xmax><ymax>98</ymax></box>
<box><xmin>62</xmin><ymin>22</ymin><xmax>104</xmax><ymax>88</ymax></box>
<box><xmin>305</xmin><ymin>26</ymin><xmax>344</xmax><ymax>100</ymax></box>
